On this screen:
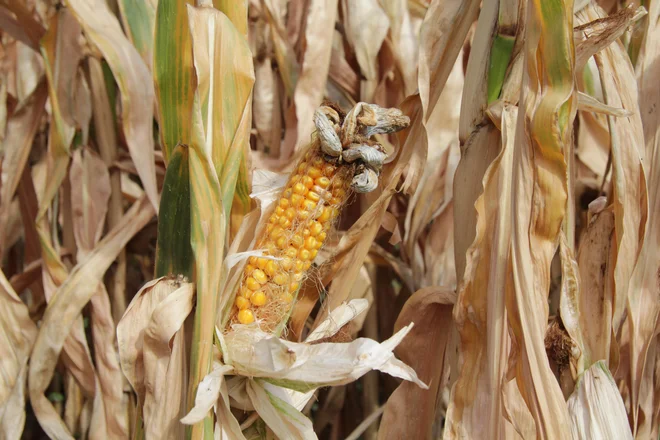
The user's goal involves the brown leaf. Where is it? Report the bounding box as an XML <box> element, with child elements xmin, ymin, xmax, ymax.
<box><xmin>379</xmin><ymin>287</ymin><xmax>454</xmax><ymax>440</ymax></box>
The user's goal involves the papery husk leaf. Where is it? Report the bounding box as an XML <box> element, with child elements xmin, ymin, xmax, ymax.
<box><xmin>223</xmin><ymin>323</ymin><xmax>426</xmax><ymax>391</ymax></box>
<box><xmin>246</xmin><ymin>380</ymin><xmax>315</xmax><ymax>440</ymax></box>
<box><xmin>66</xmin><ymin>0</ymin><xmax>159</xmax><ymax>211</ymax></box>
<box><xmin>181</xmin><ymin>364</ymin><xmax>234</xmax><ymax>425</ymax></box>
<box><xmin>444</xmin><ymin>105</ymin><xmax>518</xmax><ymax>439</ymax></box>
<box><xmin>28</xmin><ymin>197</ymin><xmax>154</xmax><ymax>439</ymax></box>
<box><xmin>142</xmin><ymin>283</ymin><xmax>194</xmax><ymax>439</ymax></box>
<box><xmin>379</xmin><ymin>287</ymin><xmax>454</xmax><ymax>440</ymax></box>
<box><xmin>0</xmin><ymin>270</ymin><xmax>37</xmax><ymax>439</ymax></box>
<box><xmin>567</xmin><ymin>361</ymin><xmax>633</xmax><ymax>439</ymax></box>
<box><xmin>627</xmin><ymin>0</ymin><xmax>660</xmax><ymax>435</ymax></box>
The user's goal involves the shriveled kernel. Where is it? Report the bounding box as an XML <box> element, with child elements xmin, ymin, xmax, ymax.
<box><xmin>293</xmin><ymin>182</ymin><xmax>308</xmax><ymax>195</ymax></box>
<box><xmin>253</xmin><ymin>269</ymin><xmax>267</xmax><ymax>284</ymax></box>
<box><xmin>323</xmin><ymin>165</ymin><xmax>335</xmax><ymax>176</ymax></box>
<box><xmin>315</xmin><ymin>177</ymin><xmax>331</xmax><ymax>188</ymax></box>
<box><xmin>305</xmin><ymin>236</ymin><xmax>317</xmax><ymax>250</ymax></box>
<box><xmin>281</xmin><ymin>293</ymin><xmax>294</xmax><ymax>303</ymax></box>
<box><xmin>289</xmin><ymin>282</ymin><xmax>300</xmax><ymax>293</ymax></box>
<box><xmin>291</xmin><ymin>194</ymin><xmax>304</xmax><ymax>208</ymax></box>
<box><xmin>308</xmin><ymin>167</ymin><xmax>322</xmax><ymax>179</ymax></box>
<box><xmin>303</xmin><ymin>200</ymin><xmax>317</xmax><ymax>211</ymax></box>
<box><xmin>279</xmin><ymin>198</ymin><xmax>290</xmax><ymax>209</ymax></box>
<box><xmin>309</xmin><ymin>221</ymin><xmax>323</xmax><ymax>236</ymax></box>
<box><xmin>238</xmin><ymin>309</ymin><xmax>254</xmax><ymax>324</ymax></box>
<box><xmin>280</xmin><ymin>257</ymin><xmax>293</xmax><ymax>270</ymax></box>
<box><xmin>264</xmin><ymin>260</ymin><xmax>277</xmax><ymax>277</ymax></box>
<box><xmin>299</xmin><ymin>249</ymin><xmax>311</xmax><ymax>261</ymax></box>
<box><xmin>246</xmin><ymin>277</ymin><xmax>260</xmax><ymax>291</ymax></box>
<box><xmin>291</xmin><ymin>234</ymin><xmax>304</xmax><ymax>248</ymax></box>
<box><xmin>285</xmin><ymin>247</ymin><xmax>298</xmax><ymax>259</ymax></box>
<box><xmin>251</xmin><ymin>291</ymin><xmax>267</xmax><ymax>306</ymax></box>
<box><xmin>235</xmin><ymin>296</ymin><xmax>250</xmax><ymax>310</ymax></box>
<box><xmin>273</xmin><ymin>273</ymin><xmax>289</xmax><ymax>285</ymax></box>
<box><xmin>285</xmin><ymin>207</ymin><xmax>296</xmax><ymax>220</ymax></box>
<box><xmin>307</xmin><ymin>191</ymin><xmax>320</xmax><ymax>202</ymax></box>
<box><xmin>312</xmin><ymin>185</ymin><xmax>329</xmax><ymax>198</ymax></box>
<box><xmin>301</xmin><ymin>176</ymin><xmax>314</xmax><ymax>188</ymax></box>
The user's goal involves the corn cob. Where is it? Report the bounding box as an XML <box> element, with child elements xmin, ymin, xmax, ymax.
<box><xmin>229</xmin><ymin>102</ymin><xmax>409</xmax><ymax>331</ymax></box>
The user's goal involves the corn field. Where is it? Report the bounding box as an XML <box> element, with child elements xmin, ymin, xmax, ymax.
<box><xmin>0</xmin><ymin>0</ymin><xmax>659</xmax><ymax>438</ymax></box>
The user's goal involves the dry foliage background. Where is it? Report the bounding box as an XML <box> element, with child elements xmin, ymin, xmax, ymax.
<box><xmin>0</xmin><ymin>0</ymin><xmax>659</xmax><ymax>439</ymax></box>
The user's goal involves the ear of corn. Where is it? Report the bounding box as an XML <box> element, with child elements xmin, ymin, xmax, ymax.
<box><xmin>231</xmin><ymin>144</ymin><xmax>354</xmax><ymax>331</ymax></box>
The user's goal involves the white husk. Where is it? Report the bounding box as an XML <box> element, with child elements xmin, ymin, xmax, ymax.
<box><xmin>567</xmin><ymin>360</ymin><xmax>633</xmax><ymax>440</ymax></box>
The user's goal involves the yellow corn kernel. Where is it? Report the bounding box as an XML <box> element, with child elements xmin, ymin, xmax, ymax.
<box><xmin>268</xmin><ymin>214</ymin><xmax>277</xmax><ymax>223</ymax></box>
<box><xmin>278</xmin><ymin>217</ymin><xmax>292</xmax><ymax>228</ymax></box>
<box><xmin>246</xmin><ymin>277</ymin><xmax>260</xmax><ymax>291</ymax></box>
<box><xmin>251</xmin><ymin>291</ymin><xmax>267</xmax><ymax>306</ymax></box>
<box><xmin>289</xmin><ymin>282</ymin><xmax>300</xmax><ymax>293</ymax></box>
<box><xmin>253</xmin><ymin>269</ymin><xmax>267</xmax><ymax>284</ymax></box>
<box><xmin>257</xmin><ymin>258</ymin><xmax>268</xmax><ymax>270</ymax></box>
<box><xmin>298</xmin><ymin>210</ymin><xmax>310</xmax><ymax>221</ymax></box>
<box><xmin>245</xmin><ymin>264</ymin><xmax>256</xmax><ymax>274</ymax></box>
<box><xmin>291</xmin><ymin>234</ymin><xmax>304</xmax><ymax>248</ymax></box>
<box><xmin>273</xmin><ymin>273</ymin><xmax>289</xmax><ymax>285</ymax></box>
<box><xmin>323</xmin><ymin>165</ymin><xmax>335</xmax><ymax>176</ymax></box>
<box><xmin>264</xmin><ymin>260</ymin><xmax>277</xmax><ymax>277</ymax></box>
<box><xmin>309</xmin><ymin>221</ymin><xmax>323</xmax><ymax>236</ymax></box>
<box><xmin>333</xmin><ymin>187</ymin><xmax>347</xmax><ymax>198</ymax></box>
<box><xmin>297</xmin><ymin>162</ymin><xmax>308</xmax><ymax>173</ymax></box>
<box><xmin>302</xmin><ymin>228</ymin><xmax>311</xmax><ymax>237</ymax></box>
<box><xmin>310</xmin><ymin>249</ymin><xmax>318</xmax><ymax>259</ymax></box>
<box><xmin>239</xmin><ymin>287</ymin><xmax>253</xmax><ymax>299</ymax></box>
<box><xmin>285</xmin><ymin>207</ymin><xmax>296</xmax><ymax>220</ymax></box>
<box><xmin>270</xmin><ymin>226</ymin><xmax>284</xmax><ymax>239</ymax></box>
<box><xmin>331</xmin><ymin>197</ymin><xmax>342</xmax><ymax>206</ymax></box>
<box><xmin>280</xmin><ymin>257</ymin><xmax>293</xmax><ymax>270</ymax></box>
<box><xmin>279</xmin><ymin>198</ymin><xmax>290</xmax><ymax>209</ymax></box>
<box><xmin>238</xmin><ymin>309</ymin><xmax>254</xmax><ymax>324</ymax></box>
<box><xmin>299</xmin><ymin>249</ymin><xmax>311</xmax><ymax>261</ymax></box>
<box><xmin>294</xmin><ymin>260</ymin><xmax>305</xmax><ymax>272</ymax></box>
<box><xmin>291</xmin><ymin>194</ymin><xmax>304</xmax><ymax>208</ymax></box>
<box><xmin>281</xmin><ymin>293</ymin><xmax>294</xmax><ymax>303</ymax></box>
<box><xmin>307</xmin><ymin>191</ymin><xmax>320</xmax><ymax>202</ymax></box>
<box><xmin>285</xmin><ymin>247</ymin><xmax>298</xmax><ymax>259</ymax></box>
<box><xmin>308</xmin><ymin>166</ymin><xmax>322</xmax><ymax>179</ymax></box>
<box><xmin>276</xmin><ymin>236</ymin><xmax>287</xmax><ymax>248</ymax></box>
<box><xmin>301</xmin><ymin>176</ymin><xmax>314</xmax><ymax>188</ymax></box>
<box><xmin>316</xmin><ymin>207</ymin><xmax>332</xmax><ymax>223</ymax></box>
<box><xmin>312</xmin><ymin>156</ymin><xmax>325</xmax><ymax>167</ymax></box>
<box><xmin>316</xmin><ymin>232</ymin><xmax>327</xmax><ymax>244</ymax></box>
<box><xmin>293</xmin><ymin>182</ymin><xmax>308</xmax><ymax>195</ymax></box>
<box><xmin>315</xmin><ymin>176</ymin><xmax>330</xmax><ymax>188</ymax></box>
<box><xmin>235</xmin><ymin>296</ymin><xmax>250</xmax><ymax>310</ymax></box>
<box><xmin>249</xmin><ymin>256</ymin><xmax>259</xmax><ymax>265</ymax></box>
<box><xmin>303</xmin><ymin>261</ymin><xmax>312</xmax><ymax>270</ymax></box>
<box><xmin>275</xmin><ymin>206</ymin><xmax>285</xmax><ymax>216</ymax></box>
<box><xmin>303</xmin><ymin>200</ymin><xmax>317</xmax><ymax>211</ymax></box>
<box><xmin>304</xmin><ymin>236</ymin><xmax>317</xmax><ymax>250</ymax></box>
<box><xmin>282</xmin><ymin>189</ymin><xmax>292</xmax><ymax>199</ymax></box>
<box><xmin>266</xmin><ymin>224</ymin><xmax>274</xmax><ymax>235</ymax></box>
<box><xmin>292</xmin><ymin>272</ymin><xmax>304</xmax><ymax>282</ymax></box>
